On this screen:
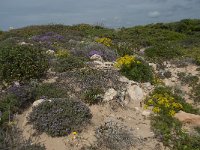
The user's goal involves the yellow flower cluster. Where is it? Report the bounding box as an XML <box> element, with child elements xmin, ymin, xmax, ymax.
<box><xmin>114</xmin><ymin>55</ymin><xmax>141</xmax><ymax>69</ymax></box>
<box><xmin>55</xmin><ymin>49</ymin><xmax>69</xmax><ymax>58</ymax></box>
<box><xmin>95</xmin><ymin>37</ymin><xmax>112</xmax><ymax>47</ymax></box>
<box><xmin>145</xmin><ymin>93</ymin><xmax>183</xmax><ymax>116</ymax></box>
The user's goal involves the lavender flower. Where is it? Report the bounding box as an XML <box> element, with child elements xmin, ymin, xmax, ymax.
<box><xmin>31</xmin><ymin>32</ymin><xmax>64</xmax><ymax>42</ymax></box>
<box><xmin>88</xmin><ymin>50</ymin><xmax>103</xmax><ymax>57</ymax></box>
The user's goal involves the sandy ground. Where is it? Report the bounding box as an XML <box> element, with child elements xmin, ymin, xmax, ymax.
<box><xmin>16</xmin><ymin>97</ymin><xmax>166</xmax><ymax>150</ymax></box>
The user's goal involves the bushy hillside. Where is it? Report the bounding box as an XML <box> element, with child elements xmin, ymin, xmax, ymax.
<box><xmin>0</xmin><ymin>19</ymin><xmax>200</xmax><ymax>150</ymax></box>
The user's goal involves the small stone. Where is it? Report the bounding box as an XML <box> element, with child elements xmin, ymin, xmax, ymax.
<box><xmin>43</xmin><ymin>77</ymin><xmax>58</xmax><ymax>84</ymax></box>
<box><xmin>90</xmin><ymin>54</ymin><xmax>103</xmax><ymax>62</ymax></box>
<box><xmin>19</xmin><ymin>42</ymin><xmax>28</xmax><ymax>45</ymax></box>
<box><xmin>32</xmin><ymin>99</ymin><xmax>45</xmax><ymax>107</ymax></box>
<box><xmin>142</xmin><ymin>110</ymin><xmax>151</xmax><ymax>117</ymax></box>
<box><xmin>103</xmin><ymin>88</ymin><xmax>118</xmax><ymax>102</ymax></box>
<box><xmin>149</xmin><ymin>63</ymin><xmax>157</xmax><ymax>71</ymax></box>
<box><xmin>119</xmin><ymin>76</ymin><xmax>130</xmax><ymax>83</ymax></box>
<box><xmin>46</xmin><ymin>49</ymin><xmax>55</xmax><ymax>55</ymax></box>
<box><xmin>14</xmin><ymin>81</ymin><xmax>20</xmax><ymax>87</ymax></box>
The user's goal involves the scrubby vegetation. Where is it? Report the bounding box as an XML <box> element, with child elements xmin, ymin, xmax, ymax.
<box><xmin>0</xmin><ymin>19</ymin><xmax>200</xmax><ymax>150</ymax></box>
<box><xmin>115</xmin><ymin>55</ymin><xmax>153</xmax><ymax>83</ymax></box>
<box><xmin>145</xmin><ymin>86</ymin><xmax>200</xmax><ymax>150</ymax></box>
<box><xmin>83</xmin><ymin>121</ymin><xmax>135</xmax><ymax>150</ymax></box>
<box><xmin>0</xmin><ymin>44</ymin><xmax>48</xmax><ymax>84</ymax></box>
<box><xmin>28</xmin><ymin>98</ymin><xmax>92</xmax><ymax>137</ymax></box>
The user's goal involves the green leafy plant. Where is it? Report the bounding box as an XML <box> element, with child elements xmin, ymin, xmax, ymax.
<box><xmin>34</xmin><ymin>83</ymin><xmax>68</xmax><ymax>99</ymax></box>
<box><xmin>0</xmin><ymin>45</ymin><xmax>48</xmax><ymax>84</ymax></box>
<box><xmin>83</xmin><ymin>88</ymin><xmax>104</xmax><ymax>105</ymax></box>
<box><xmin>115</xmin><ymin>55</ymin><xmax>153</xmax><ymax>83</ymax></box>
<box><xmin>55</xmin><ymin>49</ymin><xmax>70</xmax><ymax>58</ymax></box>
<box><xmin>53</xmin><ymin>55</ymin><xmax>85</xmax><ymax>72</ymax></box>
<box><xmin>147</xmin><ymin>86</ymin><xmax>200</xmax><ymax>150</ymax></box>
<box><xmin>28</xmin><ymin>98</ymin><xmax>92</xmax><ymax>137</ymax></box>
<box><xmin>145</xmin><ymin>43</ymin><xmax>183</xmax><ymax>61</ymax></box>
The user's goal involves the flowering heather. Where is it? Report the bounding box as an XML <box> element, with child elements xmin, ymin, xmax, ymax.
<box><xmin>88</xmin><ymin>50</ymin><xmax>103</xmax><ymax>57</ymax></box>
<box><xmin>70</xmin><ymin>42</ymin><xmax>117</xmax><ymax>61</ymax></box>
<box><xmin>32</xmin><ymin>32</ymin><xmax>64</xmax><ymax>42</ymax></box>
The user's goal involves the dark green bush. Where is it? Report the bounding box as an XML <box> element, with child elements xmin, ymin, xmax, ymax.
<box><xmin>53</xmin><ymin>55</ymin><xmax>85</xmax><ymax>72</ymax></box>
<box><xmin>145</xmin><ymin>43</ymin><xmax>184</xmax><ymax>61</ymax></box>
<box><xmin>0</xmin><ymin>94</ymin><xmax>18</xmax><ymax>125</ymax></box>
<box><xmin>120</xmin><ymin>59</ymin><xmax>154</xmax><ymax>83</ymax></box>
<box><xmin>28</xmin><ymin>98</ymin><xmax>92</xmax><ymax>137</ymax></box>
<box><xmin>0</xmin><ymin>85</ymin><xmax>35</xmax><ymax>125</ymax></box>
<box><xmin>0</xmin><ymin>45</ymin><xmax>48</xmax><ymax>84</ymax></box>
<box><xmin>83</xmin><ymin>88</ymin><xmax>104</xmax><ymax>105</ymax></box>
<box><xmin>115</xmin><ymin>42</ymin><xmax>135</xmax><ymax>57</ymax></box>
<box><xmin>151</xmin><ymin>115</ymin><xmax>200</xmax><ymax>150</ymax></box>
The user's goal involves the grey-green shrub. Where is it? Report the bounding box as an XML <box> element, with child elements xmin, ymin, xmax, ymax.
<box><xmin>28</xmin><ymin>98</ymin><xmax>92</xmax><ymax>137</ymax></box>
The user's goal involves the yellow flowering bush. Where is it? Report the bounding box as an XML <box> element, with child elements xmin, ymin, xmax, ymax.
<box><xmin>95</xmin><ymin>37</ymin><xmax>112</xmax><ymax>47</ymax></box>
<box><xmin>114</xmin><ymin>55</ymin><xmax>139</xmax><ymax>68</ymax></box>
<box><xmin>55</xmin><ymin>49</ymin><xmax>69</xmax><ymax>58</ymax></box>
<box><xmin>145</xmin><ymin>92</ymin><xmax>183</xmax><ymax>116</ymax></box>
<box><xmin>114</xmin><ymin>55</ymin><xmax>153</xmax><ymax>83</ymax></box>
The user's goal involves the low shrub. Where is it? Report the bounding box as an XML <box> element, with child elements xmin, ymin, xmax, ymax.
<box><xmin>115</xmin><ymin>55</ymin><xmax>153</xmax><ymax>83</ymax></box>
<box><xmin>93</xmin><ymin>121</ymin><xmax>135</xmax><ymax>150</ymax></box>
<box><xmin>53</xmin><ymin>55</ymin><xmax>85</xmax><ymax>72</ymax></box>
<box><xmin>0</xmin><ymin>85</ymin><xmax>35</xmax><ymax>125</ymax></box>
<box><xmin>146</xmin><ymin>86</ymin><xmax>198</xmax><ymax>114</ymax></box>
<box><xmin>7</xmin><ymin>85</ymin><xmax>36</xmax><ymax>109</ymax></box>
<box><xmin>145</xmin><ymin>90</ymin><xmax>183</xmax><ymax>117</ymax></box>
<box><xmin>0</xmin><ymin>45</ymin><xmax>48</xmax><ymax>84</ymax></box>
<box><xmin>115</xmin><ymin>42</ymin><xmax>135</xmax><ymax>57</ymax></box>
<box><xmin>34</xmin><ymin>83</ymin><xmax>68</xmax><ymax>99</ymax></box>
<box><xmin>177</xmin><ymin>72</ymin><xmax>199</xmax><ymax>86</ymax></box>
<box><xmin>0</xmin><ymin>94</ymin><xmax>18</xmax><ymax>125</ymax></box>
<box><xmin>95</xmin><ymin>37</ymin><xmax>112</xmax><ymax>47</ymax></box>
<box><xmin>151</xmin><ymin>115</ymin><xmax>200</xmax><ymax>150</ymax></box>
<box><xmin>28</xmin><ymin>98</ymin><xmax>92</xmax><ymax>137</ymax></box>
<box><xmin>70</xmin><ymin>42</ymin><xmax>117</xmax><ymax>61</ymax></box>
<box><xmin>145</xmin><ymin>43</ymin><xmax>183</xmax><ymax>61</ymax></box>
<box><xmin>83</xmin><ymin>88</ymin><xmax>104</xmax><ymax>105</ymax></box>
<box><xmin>147</xmin><ymin>86</ymin><xmax>200</xmax><ymax>150</ymax></box>
<box><xmin>55</xmin><ymin>49</ymin><xmax>70</xmax><ymax>58</ymax></box>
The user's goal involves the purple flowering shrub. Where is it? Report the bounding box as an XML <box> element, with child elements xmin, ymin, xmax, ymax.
<box><xmin>0</xmin><ymin>84</ymin><xmax>35</xmax><ymax>125</ymax></box>
<box><xmin>31</xmin><ymin>32</ymin><xmax>65</xmax><ymax>50</ymax></box>
<box><xmin>70</xmin><ymin>42</ymin><xmax>117</xmax><ymax>61</ymax></box>
<box><xmin>32</xmin><ymin>32</ymin><xmax>64</xmax><ymax>42</ymax></box>
<box><xmin>28</xmin><ymin>98</ymin><xmax>92</xmax><ymax>137</ymax></box>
